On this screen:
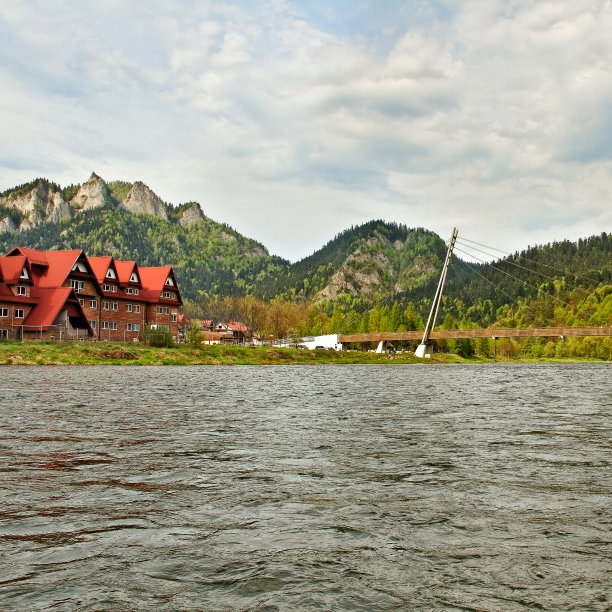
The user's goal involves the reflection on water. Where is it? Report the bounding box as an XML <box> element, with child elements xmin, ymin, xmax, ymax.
<box><xmin>0</xmin><ymin>363</ymin><xmax>611</xmax><ymax>610</ymax></box>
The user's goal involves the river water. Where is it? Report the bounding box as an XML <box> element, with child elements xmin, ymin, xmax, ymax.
<box><xmin>0</xmin><ymin>363</ymin><xmax>610</xmax><ymax>611</ymax></box>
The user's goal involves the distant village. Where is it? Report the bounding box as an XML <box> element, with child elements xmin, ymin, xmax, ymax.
<box><xmin>0</xmin><ymin>247</ymin><xmax>250</xmax><ymax>344</ymax></box>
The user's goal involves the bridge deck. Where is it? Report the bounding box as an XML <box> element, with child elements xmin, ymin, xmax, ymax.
<box><xmin>338</xmin><ymin>327</ymin><xmax>612</xmax><ymax>343</ymax></box>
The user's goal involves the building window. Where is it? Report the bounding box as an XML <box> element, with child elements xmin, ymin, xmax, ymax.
<box><xmin>0</xmin><ymin>308</ymin><xmax>8</xmax><ymax>317</ymax></box>
<box><xmin>70</xmin><ymin>279</ymin><xmax>85</xmax><ymax>292</ymax></box>
<box><xmin>103</xmin><ymin>301</ymin><xmax>110</xmax><ymax>310</ymax></box>
<box><xmin>135</xmin><ymin>304</ymin><xmax>141</xmax><ymax>313</ymax></box>
<box><xmin>157</xmin><ymin>306</ymin><xmax>170</xmax><ymax>315</ymax></box>
<box><xmin>130</xmin><ymin>272</ymin><xmax>139</xmax><ymax>282</ymax></box>
<box><xmin>126</xmin><ymin>304</ymin><xmax>132</xmax><ymax>312</ymax></box>
<box><xmin>79</xmin><ymin>298</ymin><xmax>85</xmax><ymax>306</ymax></box>
<box><xmin>134</xmin><ymin>288</ymin><xmax>139</xmax><ymax>295</ymax></box>
<box><xmin>90</xmin><ymin>299</ymin><xmax>97</xmax><ymax>309</ymax></box>
<box><xmin>90</xmin><ymin>320</ymin><xmax>97</xmax><ymax>329</ymax></box>
<box><xmin>20</xmin><ymin>267</ymin><xmax>29</xmax><ymax>279</ymax></box>
<box><xmin>126</xmin><ymin>323</ymin><xmax>132</xmax><ymax>331</ymax></box>
<box><xmin>17</xmin><ymin>285</ymin><xmax>27</xmax><ymax>296</ymax></box>
<box><xmin>126</xmin><ymin>287</ymin><xmax>133</xmax><ymax>294</ymax></box>
<box><xmin>134</xmin><ymin>323</ymin><xmax>140</xmax><ymax>332</ymax></box>
<box><xmin>102</xmin><ymin>321</ymin><xmax>109</xmax><ymax>330</ymax></box>
<box><xmin>111</xmin><ymin>322</ymin><xmax>118</xmax><ymax>330</ymax></box>
<box><xmin>112</xmin><ymin>285</ymin><xmax>117</xmax><ymax>292</ymax></box>
<box><xmin>15</xmin><ymin>309</ymin><xmax>24</xmax><ymax>319</ymax></box>
<box><xmin>106</xmin><ymin>269</ymin><xmax>116</xmax><ymax>279</ymax></box>
<box><xmin>112</xmin><ymin>302</ymin><xmax>118</xmax><ymax>311</ymax></box>
<box><xmin>171</xmin><ymin>313</ymin><xmax>177</xmax><ymax>323</ymax></box>
<box><xmin>165</xmin><ymin>277</ymin><xmax>174</xmax><ymax>286</ymax></box>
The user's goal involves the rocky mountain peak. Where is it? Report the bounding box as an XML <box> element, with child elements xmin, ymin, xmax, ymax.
<box><xmin>72</xmin><ymin>172</ymin><xmax>113</xmax><ymax>211</ymax></box>
<box><xmin>120</xmin><ymin>181</ymin><xmax>168</xmax><ymax>220</ymax></box>
<box><xmin>178</xmin><ymin>202</ymin><xmax>205</xmax><ymax>227</ymax></box>
<box><xmin>0</xmin><ymin>179</ymin><xmax>73</xmax><ymax>232</ymax></box>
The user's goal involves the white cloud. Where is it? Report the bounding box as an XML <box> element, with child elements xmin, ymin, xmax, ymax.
<box><xmin>0</xmin><ymin>0</ymin><xmax>611</xmax><ymax>261</ymax></box>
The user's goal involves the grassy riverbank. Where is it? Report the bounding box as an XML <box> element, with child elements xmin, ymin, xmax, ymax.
<box><xmin>0</xmin><ymin>340</ymin><xmax>476</xmax><ymax>365</ymax></box>
<box><xmin>1</xmin><ymin>340</ymin><xmax>606</xmax><ymax>366</ymax></box>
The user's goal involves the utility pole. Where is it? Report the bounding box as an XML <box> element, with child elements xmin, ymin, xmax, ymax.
<box><xmin>415</xmin><ymin>227</ymin><xmax>458</xmax><ymax>358</ymax></box>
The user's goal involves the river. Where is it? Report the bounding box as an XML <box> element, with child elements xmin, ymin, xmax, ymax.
<box><xmin>0</xmin><ymin>363</ymin><xmax>610</xmax><ymax>610</ymax></box>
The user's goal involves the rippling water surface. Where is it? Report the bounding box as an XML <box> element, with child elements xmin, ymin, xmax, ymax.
<box><xmin>0</xmin><ymin>363</ymin><xmax>611</xmax><ymax>611</ymax></box>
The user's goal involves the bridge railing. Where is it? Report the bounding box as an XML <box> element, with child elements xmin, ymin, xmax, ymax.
<box><xmin>338</xmin><ymin>326</ymin><xmax>612</xmax><ymax>343</ymax></box>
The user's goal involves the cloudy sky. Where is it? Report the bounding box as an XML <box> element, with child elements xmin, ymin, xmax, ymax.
<box><xmin>1</xmin><ymin>1</ymin><xmax>611</xmax><ymax>261</ymax></box>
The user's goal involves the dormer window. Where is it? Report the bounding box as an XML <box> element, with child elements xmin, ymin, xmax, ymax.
<box><xmin>17</xmin><ymin>285</ymin><xmax>27</xmax><ymax>296</ymax></box>
<box><xmin>165</xmin><ymin>277</ymin><xmax>174</xmax><ymax>286</ymax></box>
<box><xmin>130</xmin><ymin>272</ymin><xmax>139</xmax><ymax>282</ymax></box>
<box><xmin>106</xmin><ymin>269</ymin><xmax>116</xmax><ymax>279</ymax></box>
<box><xmin>20</xmin><ymin>267</ymin><xmax>29</xmax><ymax>279</ymax></box>
<box><xmin>71</xmin><ymin>262</ymin><xmax>88</xmax><ymax>273</ymax></box>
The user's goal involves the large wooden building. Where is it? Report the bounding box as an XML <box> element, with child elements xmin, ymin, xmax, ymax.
<box><xmin>0</xmin><ymin>247</ymin><xmax>182</xmax><ymax>342</ymax></box>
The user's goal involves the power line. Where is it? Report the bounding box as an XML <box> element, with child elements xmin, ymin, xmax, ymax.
<box><xmin>458</xmin><ymin>235</ymin><xmax>603</xmax><ymax>287</ymax></box>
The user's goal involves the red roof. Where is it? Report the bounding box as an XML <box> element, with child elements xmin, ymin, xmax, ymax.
<box><xmin>2</xmin><ymin>247</ymin><xmax>181</xmax><ymax>326</ymax></box>
<box><xmin>39</xmin><ymin>251</ymin><xmax>86</xmax><ymax>288</ymax></box>
<box><xmin>87</xmin><ymin>256</ymin><xmax>115</xmax><ymax>284</ymax></box>
<box><xmin>114</xmin><ymin>260</ymin><xmax>139</xmax><ymax>285</ymax></box>
<box><xmin>23</xmin><ymin>287</ymin><xmax>90</xmax><ymax>331</ymax></box>
<box><xmin>0</xmin><ymin>255</ymin><xmax>28</xmax><ymax>284</ymax></box>
<box><xmin>7</xmin><ymin>246</ymin><xmax>49</xmax><ymax>266</ymax></box>
<box><xmin>138</xmin><ymin>266</ymin><xmax>181</xmax><ymax>303</ymax></box>
<box><xmin>228</xmin><ymin>320</ymin><xmax>249</xmax><ymax>333</ymax></box>
<box><xmin>7</xmin><ymin>248</ymin><xmax>85</xmax><ymax>288</ymax></box>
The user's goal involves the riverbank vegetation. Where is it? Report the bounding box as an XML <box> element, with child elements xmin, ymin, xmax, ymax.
<box><xmin>0</xmin><ymin>340</ymin><xmax>609</xmax><ymax>366</ymax></box>
<box><xmin>183</xmin><ymin>282</ymin><xmax>612</xmax><ymax>360</ymax></box>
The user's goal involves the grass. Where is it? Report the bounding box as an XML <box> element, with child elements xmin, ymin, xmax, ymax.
<box><xmin>1</xmin><ymin>340</ymin><xmax>599</xmax><ymax>366</ymax></box>
<box><xmin>0</xmin><ymin>340</ymin><xmax>473</xmax><ymax>366</ymax></box>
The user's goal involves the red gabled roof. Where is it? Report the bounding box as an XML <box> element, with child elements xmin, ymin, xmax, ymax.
<box><xmin>138</xmin><ymin>266</ymin><xmax>173</xmax><ymax>300</ymax></box>
<box><xmin>38</xmin><ymin>250</ymin><xmax>85</xmax><ymax>288</ymax></box>
<box><xmin>228</xmin><ymin>320</ymin><xmax>249</xmax><ymax>333</ymax></box>
<box><xmin>7</xmin><ymin>246</ymin><xmax>49</xmax><ymax>266</ymax></box>
<box><xmin>114</xmin><ymin>260</ymin><xmax>139</xmax><ymax>285</ymax></box>
<box><xmin>0</xmin><ymin>255</ymin><xmax>28</xmax><ymax>284</ymax></box>
<box><xmin>8</xmin><ymin>248</ymin><xmax>85</xmax><ymax>288</ymax></box>
<box><xmin>22</xmin><ymin>287</ymin><xmax>70</xmax><ymax>328</ymax></box>
<box><xmin>87</xmin><ymin>256</ymin><xmax>115</xmax><ymax>284</ymax></box>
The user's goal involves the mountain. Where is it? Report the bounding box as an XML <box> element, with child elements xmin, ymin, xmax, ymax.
<box><xmin>0</xmin><ymin>174</ymin><xmax>288</xmax><ymax>301</ymax></box>
<box><xmin>261</xmin><ymin>221</ymin><xmax>449</xmax><ymax>302</ymax></box>
<box><xmin>1</xmin><ymin>174</ymin><xmax>610</xmax><ymax>319</ymax></box>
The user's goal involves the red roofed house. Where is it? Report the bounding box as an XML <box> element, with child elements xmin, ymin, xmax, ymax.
<box><xmin>1</xmin><ymin>248</ymin><xmax>94</xmax><ymax>340</ymax></box>
<box><xmin>1</xmin><ymin>247</ymin><xmax>182</xmax><ymax>342</ymax></box>
<box><xmin>215</xmin><ymin>320</ymin><xmax>251</xmax><ymax>344</ymax></box>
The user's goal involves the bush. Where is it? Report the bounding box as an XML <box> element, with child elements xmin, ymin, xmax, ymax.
<box><xmin>144</xmin><ymin>326</ymin><xmax>174</xmax><ymax>347</ymax></box>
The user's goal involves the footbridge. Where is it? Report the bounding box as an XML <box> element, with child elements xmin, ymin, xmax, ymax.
<box><xmin>338</xmin><ymin>326</ymin><xmax>612</xmax><ymax>344</ymax></box>
<box><xmin>298</xmin><ymin>227</ymin><xmax>611</xmax><ymax>356</ymax></box>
